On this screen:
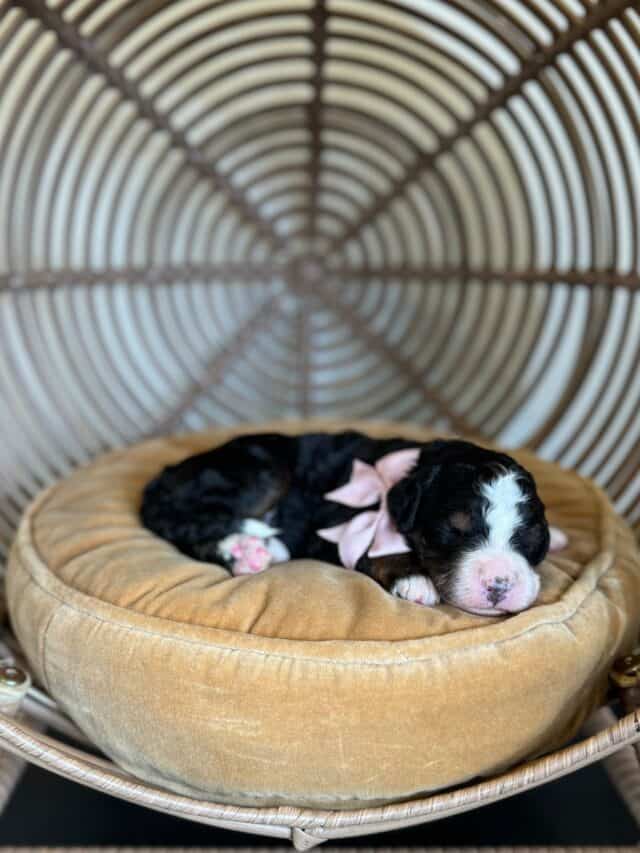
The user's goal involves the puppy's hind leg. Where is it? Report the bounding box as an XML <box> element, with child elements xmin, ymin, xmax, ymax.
<box><xmin>141</xmin><ymin>434</ymin><xmax>294</xmax><ymax>567</ymax></box>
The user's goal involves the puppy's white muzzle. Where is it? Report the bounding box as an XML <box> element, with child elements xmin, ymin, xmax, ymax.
<box><xmin>451</xmin><ymin>549</ymin><xmax>540</xmax><ymax>615</ymax></box>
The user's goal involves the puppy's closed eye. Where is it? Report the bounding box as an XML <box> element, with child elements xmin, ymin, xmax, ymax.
<box><xmin>517</xmin><ymin>519</ymin><xmax>546</xmax><ymax>545</ymax></box>
<box><xmin>511</xmin><ymin>521</ymin><xmax>549</xmax><ymax>566</ymax></box>
<box><xmin>433</xmin><ymin>511</ymin><xmax>476</xmax><ymax>549</ymax></box>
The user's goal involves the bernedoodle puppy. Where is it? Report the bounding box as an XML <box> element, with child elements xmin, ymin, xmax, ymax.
<box><xmin>141</xmin><ymin>431</ymin><xmax>567</xmax><ymax>615</ymax></box>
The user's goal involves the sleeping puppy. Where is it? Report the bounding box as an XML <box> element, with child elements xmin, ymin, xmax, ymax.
<box><xmin>141</xmin><ymin>431</ymin><xmax>567</xmax><ymax>615</ymax></box>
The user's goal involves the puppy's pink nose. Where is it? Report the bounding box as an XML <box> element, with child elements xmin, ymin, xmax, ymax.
<box><xmin>483</xmin><ymin>574</ymin><xmax>512</xmax><ymax>607</ymax></box>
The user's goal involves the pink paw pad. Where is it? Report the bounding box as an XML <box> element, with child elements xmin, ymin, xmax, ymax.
<box><xmin>222</xmin><ymin>535</ymin><xmax>274</xmax><ymax>576</ymax></box>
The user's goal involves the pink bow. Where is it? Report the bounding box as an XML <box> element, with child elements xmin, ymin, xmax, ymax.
<box><xmin>317</xmin><ymin>448</ymin><xmax>420</xmax><ymax>570</ymax></box>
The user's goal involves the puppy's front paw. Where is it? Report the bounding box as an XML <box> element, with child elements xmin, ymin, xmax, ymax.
<box><xmin>391</xmin><ymin>574</ymin><xmax>440</xmax><ymax>606</ymax></box>
<box><xmin>549</xmin><ymin>526</ymin><xmax>569</xmax><ymax>552</ymax></box>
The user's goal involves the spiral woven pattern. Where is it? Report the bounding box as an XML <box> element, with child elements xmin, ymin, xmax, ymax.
<box><xmin>1</xmin><ymin>0</ymin><xmax>640</xmax><ymax>559</ymax></box>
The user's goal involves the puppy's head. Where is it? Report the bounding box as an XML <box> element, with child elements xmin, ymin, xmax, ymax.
<box><xmin>387</xmin><ymin>440</ymin><xmax>549</xmax><ymax>615</ymax></box>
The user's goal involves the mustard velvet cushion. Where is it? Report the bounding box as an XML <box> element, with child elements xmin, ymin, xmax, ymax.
<box><xmin>7</xmin><ymin>421</ymin><xmax>640</xmax><ymax>810</ymax></box>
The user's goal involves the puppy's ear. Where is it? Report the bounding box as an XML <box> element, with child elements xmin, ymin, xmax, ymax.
<box><xmin>387</xmin><ymin>476</ymin><xmax>423</xmax><ymax>534</ymax></box>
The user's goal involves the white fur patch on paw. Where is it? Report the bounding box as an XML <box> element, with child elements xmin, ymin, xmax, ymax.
<box><xmin>241</xmin><ymin>518</ymin><xmax>280</xmax><ymax>539</ymax></box>
<box><xmin>266</xmin><ymin>536</ymin><xmax>290</xmax><ymax>564</ymax></box>
<box><xmin>549</xmin><ymin>526</ymin><xmax>569</xmax><ymax>552</ymax></box>
<box><xmin>391</xmin><ymin>574</ymin><xmax>440</xmax><ymax>606</ymax></box>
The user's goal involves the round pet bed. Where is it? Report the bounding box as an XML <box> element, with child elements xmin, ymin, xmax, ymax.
<box><xmin>7</xmin><ymin>421</ymin><xmax>640</xmax><ymax>811</ymax></box>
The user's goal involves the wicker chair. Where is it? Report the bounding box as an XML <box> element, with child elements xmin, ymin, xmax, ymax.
<box><xmin>1</xmin><ymin>0</ymin><xmax>640</xmax><ymax>848</ymax></box>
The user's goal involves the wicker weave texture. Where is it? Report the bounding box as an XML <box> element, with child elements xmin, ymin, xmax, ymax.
<box><xmin>1</xmin><ymin>0</ymin><xmax>640</xmax><ymax>845</ymax></box>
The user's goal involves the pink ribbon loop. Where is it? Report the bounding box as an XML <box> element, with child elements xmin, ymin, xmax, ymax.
<box><xmin>317</xmin><ymin>447</ymin><xmax>420</xmax><ymax>570</ymax></box>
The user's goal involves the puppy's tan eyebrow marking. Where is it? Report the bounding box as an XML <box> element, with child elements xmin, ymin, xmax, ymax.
<box><xmin>450</xmin><ymin>511</ymin><xmax>471</xmax><ymax>531</ymax></box>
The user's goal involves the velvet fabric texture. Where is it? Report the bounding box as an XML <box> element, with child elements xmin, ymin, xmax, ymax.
<box><xmin>7</xmin><ymin>422</ymin><xmax>640</xmax><ymax>810</ymax></box>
